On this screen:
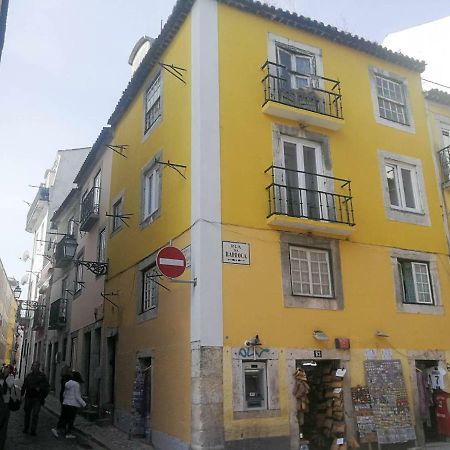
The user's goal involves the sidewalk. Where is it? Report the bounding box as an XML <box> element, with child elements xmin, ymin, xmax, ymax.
<box><xmin>44</xmin><ymin>394</ymin><xmax>154</xmax><ymax>450</ymax></box>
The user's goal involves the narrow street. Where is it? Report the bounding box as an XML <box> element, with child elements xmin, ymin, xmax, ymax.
<box><xmin>5</xmin><ymin>405</ymin><xmax>98</xmax><ymax>450</ymax></box>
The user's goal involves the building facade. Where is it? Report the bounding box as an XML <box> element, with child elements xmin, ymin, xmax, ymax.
<box><xmin>0</xmin><ymin>259</ymin><xmax>17</xmax><ymax>364</ymax></box>
<box><xmin>23</xmin><ymin>147</ymin><xmax>89</xmax><ymax>379</ymax></box>
<box><xmin>101</xmin><ymin>2</ymin><xmax>450</xmax><ymax>449</ymax></box>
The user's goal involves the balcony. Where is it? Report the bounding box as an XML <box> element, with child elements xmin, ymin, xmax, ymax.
<box><xmin>25</xmin><ymin>185</ymin><xmax>49</xmax><ymax>232</ymax></box>
<box><xmin>32</xmin><ymin>306</ymin><xmax>45</xmax><ymax>331</ymax></box>
<box><xmin>265</xmin><ymin>165</ymin><xmax>355</xmax><ymax>235</ymax></box>
<box><xmin>261</xmin><ymin>61</ymin><xmax>344</xmax><ymax>130</ymax></box>
<box><xmin>438</xmin><ymin>145</ymin><xmax>450</xmax><ymax>186</ymax></box>
<box><xmin>54</xmin><ymin>235</ymin><xmax>78</xmax><ymax>268</ymax></box>
<box><xmin>80</xmin><ymin>186</ymin><xmax>100</xmax><ymax>232</ymax></box>
<box><xmin>48</xmin><ymin>298</ymin><xmax>67</xmax><ymax>330</ymax></box>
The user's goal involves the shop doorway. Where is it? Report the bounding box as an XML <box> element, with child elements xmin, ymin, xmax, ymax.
<box><xmin>415</xmin><ymin>360</ymin><xmax>446</xmax><ymax>442</ymax></box>
<box><xmin>133</xmin><ymin>357</ymin><xmax>152</xmax><ymax>441</ymax></box>
<box><xmin>295</xmin><ymin>359</ymin><xmax>345</xmax><ymax>450</ymax></box>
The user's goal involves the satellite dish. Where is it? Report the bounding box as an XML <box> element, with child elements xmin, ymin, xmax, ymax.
<box><xmin>21</xmin><ymin>251</ymin><xmax>30</xmax><ymax>262</ymax></box>
<box><xmin>20</xmin><ymin>275</ymin><xmax>29</xmax><ymax>286</ymax></box>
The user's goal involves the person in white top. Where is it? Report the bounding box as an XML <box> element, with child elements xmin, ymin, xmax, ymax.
<box><xmin>0</xmin><ymin>364</ymin><xmax>15</xmax><ymax>449</ymax></box>
<box><xmin>51</xmin><ymin>371</ymin><xmax>86</xmax><ymax>439</ymax></box>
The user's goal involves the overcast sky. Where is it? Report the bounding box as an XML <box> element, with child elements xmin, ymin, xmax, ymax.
<box><xmin>1</xmin><ymin>1</ymin><xmax>449</xmax><ymax>283</ymax></box>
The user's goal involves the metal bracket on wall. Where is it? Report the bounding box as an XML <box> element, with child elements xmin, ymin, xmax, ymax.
<box><xmin>158</xmin><ymin>62</ymin><xmax>187</xmax><ymax>84</ymax></box>
<box><xmin>147</xmin><ymin>274</ymin><xmax>171</xmax><ymax>292</ymax></box>
<box><xmin>106</xmin><ymin>144</ymin><xmax>129</xmax><ymax>159</ymax></box>
<box><xmin>75</xmin><ymin>260</ymin><xmax>108</xmax><ymax>276</ymax></box>
<box><xmin>106</xmin><ymin>212</ymin><xmax>133</xmax><ymax>228</ymax></box>
<box><xmin>101</xmin><ymin>292</ymin><xmax>119</xmax><ymax>310</ymax></box>
<box><xmin>155</xmin><ymin>159</ymin><xmax>187</xmax><ymax>179</ymax></box>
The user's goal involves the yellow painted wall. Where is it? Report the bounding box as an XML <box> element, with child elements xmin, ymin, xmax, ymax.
<box><xmin>105</xmin><ymin>15</ymin><xmax>192</xmax><ymax>443</ymax></box>
<box><xmin>217</xmin><ymin>3</ymin><xmax>450</xmax><ymax>442</ymax></box>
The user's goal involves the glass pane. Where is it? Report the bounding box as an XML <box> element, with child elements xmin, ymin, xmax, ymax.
<box><xmin>284</xmin><ymin>142</ymin><xmax>302</xmax><ymax>216</ymax></box>
<box><xmin>401</xmin><ymin>168</ymin><xmax>416</xmax><ymax>209</ymax></box>
<box><xmin>385</xmin><ymin>164</ymin><xmax>400</xmax><ymax>206</ymax></box>
<box><xmin>277</xmin><ymin>49</ymin><xmax>291</xmax><ymax>90</ymax></box>
<box><xmin>303</xmin><ymin>146</ymin><xmax>320</xmax><ymax>219</ymax></box>
<box><xmin>400</xmin><ymin>262</ymin><xmax>416</xmax><ymax>303</ymax></box>
<box><xmin>296</xmin><ymin>56</ymin><xmax>312</xmax><ymax>75</ymax></box>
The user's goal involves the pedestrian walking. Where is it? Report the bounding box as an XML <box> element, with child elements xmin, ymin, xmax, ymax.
<box><xmin>51</xmin><ymin>371</ymin><xmax>86</xmax><ymax>439</ymax></box>
<box><xmin>0</xmin><ymin>364</ymin><xmax>16</xmax><ymax>449</ymax></box>
<box><xmin>21</xmin><ymin>361</ymin><xmax>50</xmax><ymax>436</ymax></box>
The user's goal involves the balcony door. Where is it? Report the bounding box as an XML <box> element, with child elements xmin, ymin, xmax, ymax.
<box><xmin>275</xmin><ymin>136</ymin><xmax>329</xmax><ymax>220</ymax></box>
<box><xmin>277</xmin><ymin>47</ymin><xmax>316</xmax><ymax>89</ymax></box>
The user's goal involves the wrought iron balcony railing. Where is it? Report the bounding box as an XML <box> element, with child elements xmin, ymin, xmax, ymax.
<box><xmin>80</xmin><ymin>186</ymin><xmax>100</xmax><ymax>231</ymax></box>
<box><xmin>261</xmin><ymin>61</ymin><xmax>343</xmax><ymax>120</ymax></box>
<box><xmin>265</xmin><ymin>165</ymin><xmax>355</xmax><ymax>226</ymax></box>
<box><xmin>26</xmin><ymin>185</ymin><xmax>50</xmax><ymax>232</ymax></box>
<box><xmin>48</xmin><ymin>298</ymin><xmax>67</xmax><ymax>330</ymax></box>
<box><xmin>439</xmin><ymin>145</ymin><xmax>450</xmax><ymax>185</ymax></box>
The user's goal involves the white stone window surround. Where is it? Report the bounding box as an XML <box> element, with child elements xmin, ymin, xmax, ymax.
<box><xmin>391</xmin><ymin>248</ymin><xmax>443</xmax><ymax>315</ymax></box>
<box><xmin>137</xmin><ymin>252</ymin><xmax>159</xmax><ymax>322</ymax></box>
<box><xmin>140</xmin><ymin>151</ymin><xmax>162</xmax><ymax>229</ymax></box>
<box><xmin>231</xmin><ymin>347</ymin><xmax>280</xmax><ymax>418</ymax></box>
<box><xmin>368</xmin><ymin>65</ymin><xmax>415</xmax><ymax>134</ymax></box>
<box><xmin>142</xmin><ymin>70</ymin><xmax>163</xmax><ymax>142</ymax></box>
<box><xmin>378</xmin><ymin>150</ymin><xmax>430</xmax><ymax>226</ymax></box>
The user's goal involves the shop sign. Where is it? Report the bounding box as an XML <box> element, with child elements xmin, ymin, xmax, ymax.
<box><xmin>222</xmin><ymin>241</ymin><xmax>250</xmax><ymax>265</ymax></box>
<box><xmin>313</xmin><ymin>350</ymin><xmax>322</xmax><ymax>358</ymax></box>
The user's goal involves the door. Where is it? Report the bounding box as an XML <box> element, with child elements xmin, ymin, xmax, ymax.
<box><xmin>275</xmin><ymin>137</ymin><xmax>329</xmax><ymax>220</ymax></box>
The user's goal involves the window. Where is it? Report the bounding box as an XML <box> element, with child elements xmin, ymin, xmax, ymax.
<box><xmin>93</xmin><ymin>170</ymin><xmax>101</xmax><ymax>208</ymax></box>
<box><xmin>144</xmin><ymin>73</ymin><xmax>161</xmax><ymax>134</ymax></box>
<box><xmin>243</xmin><ymin>362</ymin><xmax>267</xmax><ymax>410</ymax></box>
<box><xmin>142</xmin><ymin>265</ymin><xmax>159</xmax><ymax>312</ymax></box>
<box><xmin>75</xmin><ymin>253</ymin><xmax>83</xmax><ymax>293</ymax></box>
<box><xmin>398</xmin><ymin>260</ymin><xmax>433</xmax><ymax>305</ymax></box>
<box><xmin>97</xmin><ymin>228</ymin><xmax>106</xmax><ymax>262</ymax></box>
<box><xmin>277</xmin><ymin>45</ymin><xmax>317</xmax><ymax>89</ymax></box>
<box><xmin>68</xmin><ymin>217</ymin><xmax>76</xmax><ymax>236</ymax></box>
<box><xmin>384</xmin><ymin>162</ymin><xmax>420</xmax><ymax>212</ymax></box>
<box><xmin>375</xmin><ymin>74</ymin><xmax>408</xmax><ymax>125</ymax></box>
<box><xmin>142</xmin><ymin>165</ymin><xmax>160</xmax><ymax>221</ymax></box>
<box><xmin>112</xmin><ymin>198</ymin><xmax>122</xmax><ymax>232</ymax></box>
<box><xmin>289</xmin><ymin>246</ymin><xmax>332</xmax><ymax>297</ymax></box>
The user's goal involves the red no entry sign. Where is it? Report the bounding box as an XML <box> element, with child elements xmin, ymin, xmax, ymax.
<box><xmin>156</xmin><ymin>246</ymin><xmax>186</xmax><ymax>278</ymax></box>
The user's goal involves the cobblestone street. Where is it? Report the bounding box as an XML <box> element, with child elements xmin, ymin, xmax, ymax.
<box><xmin>4</xmin><ymin>406</ymin><xmax>97</xmax><ymax>450</ymax></box>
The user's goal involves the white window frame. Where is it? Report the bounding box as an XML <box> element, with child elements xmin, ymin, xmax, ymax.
<box><xmin>384</xmin><ymin>160</ymin><xmax>421</xmax><ymax>213</ymax></box>
<box><xmin>141</xmin><ymin>155</ymin><xmax>162</xmax><ymax>227</ymax></box>
<box><xmin>398</xmin><ymin>261</ymin><xmax>433</xmax><ymax>305</ymax></box>
<box><xmin>143</xmin><ymin>72</ymin><xmax>162</xmax><ymax>137</ymax></box>
<box><xmin>142</xmin><ymin>265</ymin><xmax>159</xmax><ymax>312</ymax></box>
<box><xmin>289</xmin><ymin>246</ymin><xmax>333</xmax><ymax>298</ymax></box>
<box><xmin>379</xmin><ymin>150</ymin><xmax>429</xmax><ymax>225</ymax></box>
<box><xmin>375</xmin><ymin>74</ymin><xmax>408</xmax><ymax>125</ymax></box>
<box><xmin>369</xmin><ymin>66</ymin><xmax>415</xmax><ymax>133</ymax></box>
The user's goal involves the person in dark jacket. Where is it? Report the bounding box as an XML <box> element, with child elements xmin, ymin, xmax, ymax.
<box><xmin>21</xmin><ymin>362</ymin><xmax>49</xmax><ymax>436</ymax></box>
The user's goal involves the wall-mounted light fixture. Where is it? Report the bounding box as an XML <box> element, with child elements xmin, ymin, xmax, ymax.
<box><xmin>313</xmin><ymin>330</ymin><xmax>329</xmax><ymax>341</ymax></box>
<box><xmin>375</xmin><ymin>330</ymin><xmax>389</xmax><ymax>338</ymax></box>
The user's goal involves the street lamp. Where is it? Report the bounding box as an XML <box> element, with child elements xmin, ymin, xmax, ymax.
<box><xmin>13</xmin><ymin>286</ymin><xmax>21</xmax><ymax>300</ymax></box>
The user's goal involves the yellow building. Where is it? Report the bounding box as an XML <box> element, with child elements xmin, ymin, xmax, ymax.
<box><xmin>104</xmin><ymin>1</ymin><xmax>450</xmax><ymax>449</ymax></box>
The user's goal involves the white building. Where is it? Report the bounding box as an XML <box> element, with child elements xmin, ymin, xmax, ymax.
<box><xmin>22</xmin><ymin>147</ymin><xmax>89</xmax><ymax>379</ymax></box>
